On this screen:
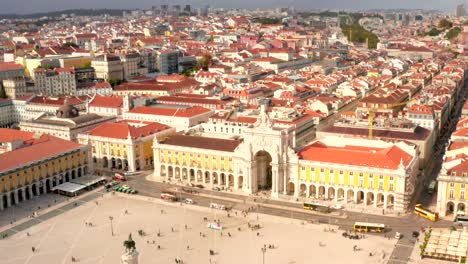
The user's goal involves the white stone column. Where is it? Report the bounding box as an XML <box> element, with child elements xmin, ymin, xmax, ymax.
<box><xmin>127</xmin><ymin>144</ymin><xmax>136</xmax><ymax>172</ymax></box>
<box><xmin>344</xmin><ymin>189</ymin><xmax>348</xmax><ymax>203</ymax></box>
<box><xmin>0</xmin><ymin>199</ymin><xmax>3</xmax><ymax>211</ymax></box>
<box><xmin>6</xmin><ymin>193</ymin><xmax>11</xmax><ymax>207</ymax></box>
<box><xmin>353</xmin><ymin>191</ymin><xmax>358</xmax><ymax>204</ymax></box>
<box><xmin>306</xmin><ymin>184</ymin><xmax>310</xmax><ymax>198</ymax></box>
<box><xmin>13</xmin><ymin>191</ymin><xmax>19</xmax><ymax>205</ymax></box>
<box><xmin>283</xmin><ymin>167</ymin><xmax>287</xmax><ymax>195</ymax></box>
<box><xmin>373</xmin><ymin>193</ymin><xmax>378</xmax><ymax>207</ymax></box>
<box><xmin>294</xmin><ymin>179</ymin><xmax>299</xmax><ymax>197</ymax></box>
<box><xmin>384</xmin><ymin>195</ymin><xmax>388</xmax><ymax>209</ymax></box>
<box><xmin>334</xmin><ymin>190</ymin><xmax>338</xmax><ymax>202</ymax></box>
<box><xmin>234</xmin><ymin>175</ymin><xmax>238</xmax><ymax>190</ymax></box>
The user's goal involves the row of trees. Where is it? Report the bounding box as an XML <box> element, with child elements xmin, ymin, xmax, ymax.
<box><xmin>341</xmin><ymin>23</ymin><xmax>379</xmax><ymax>49</ymax></box>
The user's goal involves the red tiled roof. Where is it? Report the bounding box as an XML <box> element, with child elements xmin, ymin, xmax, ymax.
<box><xmin>89</xmin><ymin>95</ymin><xmax>123</xmax><ymax>108</ymax></box>
<box><xmin>0</xmin><ymin>62</ymin><xmax>23</xmax><ymax>71</ymax></box>
<box><xmin>298</xmin><ymin>141</ymin><xmax>413</xmax><ymax>169</ymax></box>
<box><xmin>0</xmin><ymin>129</ymin><xmax>34</xmax><ymax>143</ymax></box>
<box><xmin>447</xmin><ymin>160</ymin><xmax>468</xmax><ymax>177</ymax></box>
<box><xmin>161</xmin><ymin>134</ymin><xmax>242</xmax><ymax>152</ymax></box>
<box><xmin>87</xmin><ymin>121</ymin><xmax>171</xmax><ymax>139</ymax></box>
<box><xmin>28</xmin><ymin>96</ymin><xmax>85</xmax><ymax>106</ymax></box>
<box><xmin>128</xmin><ymin>106</ymin><xmax>211</xmax><ymax>117</ymax></box>
<box><xmin>0</xmin><ymin>130</ymin><xmax>84</xmax><ymax>172</ymax></box>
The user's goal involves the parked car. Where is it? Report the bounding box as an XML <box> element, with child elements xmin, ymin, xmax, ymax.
<box><xmin>196</xmin><ymin>184</ymin><xmax>204</xmax><ymax>189</ymax></box>
<box><xmin>331</xmin><ymin>204</ymin><xmax>344</xmax><ymax>210</ymax></box>
<box><xmin>395</xmin><ymin>232</ymin><xmax>402</xmax><ymax>239</ymax></box>
<box><xmin>184</xmin><ymin>198</ymin><xmax>194</xmax><ymax>204</ymax></box>
<box><xmin>212</xmin><ymin>187</ymin><xmax>221</xmax><ymax>191</ymax></box>
<box><xmin>412</xmin><ymin>231</ymin><xmax>420</xmax><ymax>238</ymax></box>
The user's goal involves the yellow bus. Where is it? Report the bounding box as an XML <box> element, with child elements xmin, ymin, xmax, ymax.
<box><xmin>353</xmin><ymin>222</ymin><xmax>385</xmax><ymax>233</ymax></box>
<box><xmin>414</xmin><ymin>204</ymin><xmax>438</xmax><ymax>221</ymax></box>
<box><xmin>303</xmin><ymin>202</ymin><xmax>331</xmax><ymax>213</ymax></box>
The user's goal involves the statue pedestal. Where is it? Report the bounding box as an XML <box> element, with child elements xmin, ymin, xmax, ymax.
<box><xmin>121</xmin><ymin>250</ymin><xmax>139</xmax><ymax>264</ymax></box>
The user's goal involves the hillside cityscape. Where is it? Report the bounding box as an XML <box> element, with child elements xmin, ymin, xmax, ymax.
<box><xmin>2</xmin><ymin>2</ymin><xmax>468</xmax><ymax>264</ymax></box>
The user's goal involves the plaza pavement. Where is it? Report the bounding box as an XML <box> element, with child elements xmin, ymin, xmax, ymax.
<box><xmin>0</xmin><ymin>192</ymin><xmax>396</xmax><ymax>264</ymax></box>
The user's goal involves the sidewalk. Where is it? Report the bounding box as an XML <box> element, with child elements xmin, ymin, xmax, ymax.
<box><xmin>0</xmin><ymin>187</ymin><xmax>104</xmax><ymax>236</ymax></box>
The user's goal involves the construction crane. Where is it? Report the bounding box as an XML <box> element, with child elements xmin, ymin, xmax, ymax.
<box><xmin>368</xmin><ymin>100</ymin><xmax>412</xmax><ymax>138</ymax></box>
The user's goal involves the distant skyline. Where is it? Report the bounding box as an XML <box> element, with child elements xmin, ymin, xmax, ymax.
<box><xmin>0</xmin><ymin>0</ymin><xmax>464</xmax><ymax>14</ymax></box>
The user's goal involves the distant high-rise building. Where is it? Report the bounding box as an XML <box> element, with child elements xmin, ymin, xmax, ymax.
<box><xmin>457</xmin><ymin>4</ymin><xmax>466</xmax><ymax>17</ymax></box>
<box><xmin>184</xmin><ymin>5</ymin><xmax>191</xmax><ymax>13</ymax></box>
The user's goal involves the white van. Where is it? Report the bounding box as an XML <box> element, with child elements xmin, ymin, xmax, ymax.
<box><xmin>184</xmin><ymin>198</ymin><xmax>194</xmax><ymax>204</ymax></box>
<box><xmin>210</xmin><ymin>203</ymin><xmax>226</xmax><ymax>210</ymax></box>
<box><xmin>207</xmin><ymin>222</ymin><xmax>223</xmax><ymax>230</ymax></box>
<box><xmin>124</xmin><ymin>171</ymin><xmax>139</xmax><ymax>176</ymax></box>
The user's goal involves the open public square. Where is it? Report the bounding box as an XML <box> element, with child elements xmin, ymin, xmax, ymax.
<box><xmin>0</xmin><ymin>191</ymin><xmax>397</xmax><ymax>264</ymax></box>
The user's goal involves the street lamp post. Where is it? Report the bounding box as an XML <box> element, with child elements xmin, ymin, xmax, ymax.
<box><xmin>109</xmin><ymin>216</ymin><xmax>114</xmax><ymax>236</ymax></box>
<box><xmin>261</xmin><ymin>245</ymin><xmax>267</xmax><ymax>264</ymax></box>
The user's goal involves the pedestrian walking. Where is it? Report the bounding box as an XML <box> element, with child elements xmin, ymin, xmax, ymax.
<box><xmin>31</xmin><ymin>247</ymin><xmax>35</xmax><ymax>253</ymax></box>
<box><xmin>228</xmin><ymin>232</ymin><xmax>231</xmax><ymax>237</ymax></box>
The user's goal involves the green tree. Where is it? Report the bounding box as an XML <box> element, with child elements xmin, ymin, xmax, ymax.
<box><xmin>0</xmin><ymin>88</ymin><xmax>7</xmax><ymax>98</ymax></box>
<box><xmin>341</xmin><ymin>23</ymin><xmax>379</xmax><ymax>49</ymax></box>
<box><xmin>81</xmin><ymin>61</ymin><xmax>92</xmax><ymax>68</ymax></box>
<box><xmin>438</xmin><ymin>18</ymin><xmax>453</xmax><ymax>29</ymax></box>
<box><xmin>108</xmin><ymin>78</ymin><xmax>122</xmax><ymax>88</ymax></box>
<box><xmin>198</xmin><ymin>54</ymin><xmax>212</xmax><ymax>71</ymax></box>
<box><xmin>426</xmin><ymin>28</ymin><xmax>441</xmax><ymax>36</ymax></box>
<box><xmin>63</xmin><ymin>42</ymin><xmax>79</xmax><ymax>48</ymax></box>
<box><xmin>445</xmin><ymin>27</ymin><xmax>462</xmax><ymax>39</ymax></box>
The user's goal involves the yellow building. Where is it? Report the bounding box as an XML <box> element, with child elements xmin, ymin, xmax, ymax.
<box><xmin>78</xmin><ymin>120</ymin><xmax>175</xmax><ymax>172</ymax></box>
<box><xmin>0</xmin><ymin>129</ymin><xmax>91</xmax><ymax>211</ymax></box>
<box><xmin>437</xmin><ymin>141</ymin><xmax>468</xmax><ymax>217</ymax></box>
<box><xmin>152</xmin><ymin>106</ymin><xmax>420</xmax><ymax>211</ymax></box>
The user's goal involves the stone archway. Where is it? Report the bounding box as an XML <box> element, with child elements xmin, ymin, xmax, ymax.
<box><xmin>309</xmin><ymin>185</ymin><xmax>317</xmax><ymax>198</ymax></box>
<box><xmin>32</xmin><ymin>184</ymin><xmax>38</xmax><ymax>196</ymax></box>
<box><xmin>175</xmin><ymin>167</ymin><xmax>181</xmax><ymax>179</ymax></box>
<box><xmin>102</xmin><ymin>157</ymin><xmax>108</xmax><ymax>168</ymax></box>
<box><xmin>255</xmin><ymin>151</ymin><xmax>272</xmax><ymax>191</ymax></box>
<box><xmin>204</xmin><ymin>171</ymin><xmax>210</xmax><ymax>183</ymax></box>
<box><xmin>2</xmin><ymin>194</ymin><xmax>7</xmax><ymax>209</ymax></box>
<box><xmin>213</xmin><ymin>172</ymin><xmax>218</xmax><ymax>184</ymax></box>
<box><xmin>182</xmin><ymin>168</ymin><xmax>188</xmax><ymax>180</ymax></box>
<box><xmin>168</xmin><ymin>166</ymin><xmax>173</xmax><ymax>178</ymax></box>
<box><xmin>238</xmin><ymin>176</ymin><xmax>243</xmax><ymax>189</ymax></box>
<box><xmin>367</xmin><ymin>192</ymin><xmax>375</xmax><ymax>205</ymax></box>
<box><xmin>288</xmin><ymin>182</ymin><xmax>295</xmax><ymax>195</ymax></box>
<box><xmin>447</xmin><ymin>201</ymin><xmax>455</xmax><ymax>215</ymax></box>
<box><xmin>160</xmin><ymin>165</ymin><xmax>166</xmax><ymax>177</ymax></box>
<box><xmin>300</xmin><ymin>184</ymin><xmax>307</xmax><ymax>197</ymax></box>
<box><xmin>458</xmin><ymin>203</ymin><xmax>466</xmax><ymax>215</ymax></box>
<box><xmin>377</xmin><ymin>193</ymin><xmax>385</xmax><ymax>207</ymax></box>
<box><xmin>189</xmin><ymin>169</ymin><xmax>195</xmax><ymax>182</ymax></box>
<box><xmin>337</xmin><ymin>188</ymin><xmax>345</xmax><ymax>201</ymax></box>
<box><xmin>18</xmin><ymin>189</ymin><xmax>23</xmax><ymax>203</ymax></box>
<box><xmin>387</xmin><ymin>194</ymin><xmax>394</xmax><ymax>208</ymax></box>
<box><xmin>357</xmin><ymin>190</ymin><xmax>364</xmax><ymax>203</ymax></box>
<box><xmin>328</xmin><ymin>187</ymin><xmax>335</xmax><ymax>200</ymax></box>
<box><xmin>197</xmin><ymin>170</ymin><xmax>203</xmax><ymax>182</ymax></box>
<box><xmin>228</xmin><ymin>174</ymin><xmax>234</xmax><ymax>187</ymax></box>
<box><xmin>318</xmin><ymin>186</ymin><xmax>326</xmax><ymax>198</ymax></box>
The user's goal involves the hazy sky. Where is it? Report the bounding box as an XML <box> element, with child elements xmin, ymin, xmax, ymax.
<box><xmin>0</xmin><ymin>0</ymin><xmax>462</xmax><ymax>14</ymax></box>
